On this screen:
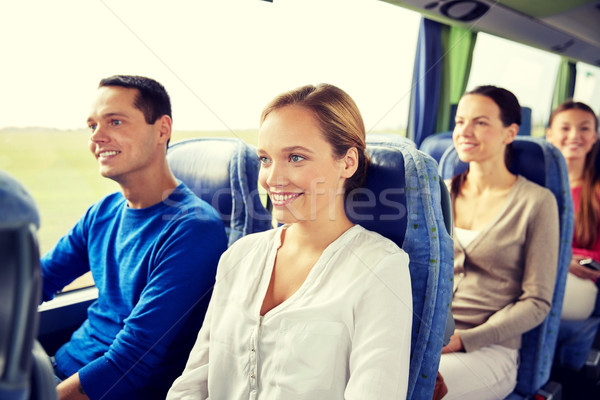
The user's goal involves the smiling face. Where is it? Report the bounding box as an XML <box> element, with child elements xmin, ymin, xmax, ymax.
<box><xmin>546</xmin><ymin>108</ymin><xmax>598</xmax><ymax>162</ymax></box>
<box><xmin>257</xmin><ymin>105</ymin><xmax>356</xmax><ymax>225</ymax></box>
<box><xmin>453</xmin><ymin>94</ymin><xmax>517</xmax><ymax>166</ymax></box>
<box><xmin>87</xmin><ymin>86</ymin><xmax>170</xmax><ymax>184</ymax></box>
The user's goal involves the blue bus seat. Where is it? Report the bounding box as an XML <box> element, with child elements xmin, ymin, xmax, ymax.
<box><xmin>167</xmin><ymin>137</ymin><xmax>273</xmax><ymax>246</ymax></box>
<box><xmin>0</xmin><ymin>223</ymin><xmax>57</xmax><ymax>400</ymax></box>
<box><xmin>366</xmin><ymin>132</ymin><xmax>416</xmax><ymax>147</ymax></box>
<box><xmin>551</xmin><ymin>146</ymin><xmax>600</xmax><ymax>374</ymax></box>
<box><xmin>438</xmin><ymin>136</ymin><xmax>573</xmax><ymax>398</ymax></box>
<box><xmin>519</xmin><ymin>107</ymin><xmax>532</xmax><ymax>136</ymax></box>
<box><xmin>348</xmin><ymin>138</ymin><xmax>454</xmax><ymax>399</ymax></box>
<box><xmin>419</xmin><ymin>131</ymin><xmax>452</xmax><ymax>163</ymax></box>
<box><xmin>419</xmin><ymin>106</ymin><xmax>533</xmax><ymax>163</ymax></box>
<box><xmin>0</xmin><ymin>170</ymin><xmax>56</xmax><ymax>400</ymax></box>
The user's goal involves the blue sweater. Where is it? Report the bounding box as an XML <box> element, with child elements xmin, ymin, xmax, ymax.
<box><xmin>41</xmin><ymin>183</ymin><xmax>228</xmax><ymax>399</ymax></box>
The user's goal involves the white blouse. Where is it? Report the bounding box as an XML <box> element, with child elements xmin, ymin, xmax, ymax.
<box><xmin>453</xmin><ymin>226</ymin><xmax>480</xmax><ymax>249</ymax></box>
<box><xmin>167</xmin><ymin>224</ymin><xmax>412</xmax><ymax>400</ymax></box>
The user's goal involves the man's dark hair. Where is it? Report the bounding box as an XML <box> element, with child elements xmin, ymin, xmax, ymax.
<box><xmin>99</xmin><ymin>75</ymin><xmax>172</xmax><ymax>124</ymax></box>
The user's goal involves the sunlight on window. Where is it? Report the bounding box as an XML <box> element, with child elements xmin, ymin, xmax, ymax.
<box><xmin>574</xmin><ymin>63</ymin><xmax>600</xmax><ymax>117</ymax></box>
<box><xmin>0</xmin><ymin>0</ymin><xmax>420</xmax><ymax>272</ymax></box>
<box><xmin>0</xmin><ymin>0</ymin><xmax>419</xmax><ymax>134</ymax></box>
<box><xmin>467</xmin><ymin>33</ymin><xmax>560</xmax><ymax>134</ymax></box>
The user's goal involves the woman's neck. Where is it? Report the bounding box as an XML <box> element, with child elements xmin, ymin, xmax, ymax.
<box><xmin>565</xmin><ymin>158</ymin><xmax>586</xmax><ymax>188</ymax></box>
<box><xmin>284</xmin><ymin>214</ymin><xmax>354</xmax><ymax>254</ymax></box>
<box><xmin>466</xmin><ymin>162</ymin><xmax>517</xmax><ymax>193</ymax></box>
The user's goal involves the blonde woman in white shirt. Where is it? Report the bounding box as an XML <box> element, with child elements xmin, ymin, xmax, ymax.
<box><xmin>167</xmin><ymin>84</ymin><xmax>412</xmax><ymax>400</ymax></box>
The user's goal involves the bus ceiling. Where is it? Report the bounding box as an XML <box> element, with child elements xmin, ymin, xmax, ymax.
<box><xmin>381</xmin><ymin>0</ymin><xmax>600</xmax><ymax>67</ymax></box>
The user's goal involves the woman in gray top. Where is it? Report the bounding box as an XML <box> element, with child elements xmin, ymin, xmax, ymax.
<box><xmin>438</xmin><ymin>86</ymin><xmax>559</xmax><ymax>399</ymax></box>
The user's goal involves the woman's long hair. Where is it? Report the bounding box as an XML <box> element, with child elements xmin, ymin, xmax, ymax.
<box><xmin>549</xmin><ymin>100</ymin><xmax>600</xmax><ymax>248</ymax></box>
<box><xmin>450</xmin><ymin>86</ymin><xmax>521</xmax><ymax>198</ymax></box>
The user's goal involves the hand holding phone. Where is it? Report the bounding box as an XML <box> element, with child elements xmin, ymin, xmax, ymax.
<box><xmin>579</xmin><ymin>258</ymin><xmax>600</xmax><ymax>271</ymax></box>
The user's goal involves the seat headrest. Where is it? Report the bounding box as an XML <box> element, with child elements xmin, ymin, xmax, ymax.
<box><xmin>439</xmin><ymin>137</ymin><xmax>547</xmax><ymax>186</ymax></box>
<box><xmin>366</xmin><ymin>133</ymin><xmax>416</xmax><ymax>148</ymax></box>
<box><xmin>168</xmin><ymin>139</ymin><xmax>238</xmax><ymax>218</ymax></box>
<box><xmin>0</xmin><ymin>170</ymin><xmax>40</xmax><ymax>229</ymax></box>
<box><xmin>346</xmin><ymin>144</ymin><xmax>408</xmax><ymax>246</ymax></box>
<box><xmin>419</xmin><ymin>131</ymin><xmax>453</xmax><ymax>163</ymax></box>
<box><xmin>167</xmin><ymin>138</ymin><xmax>272</xmax><ymax>246</ymax></box>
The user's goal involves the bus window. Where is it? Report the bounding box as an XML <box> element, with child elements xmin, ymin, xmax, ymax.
<box><xmin>0</xmin><ymin>0</ymin><xmax>420</xmax><ymax>292</ymax></box>
<box><xmin>466</xmin><ymin>32</ymin><xmax>561</xmax><ymax>136</ymax></box>
<box><xmin>574</xmin><ymin>63</ymin><xmax>600</xmax><ymax>116</ymax></box>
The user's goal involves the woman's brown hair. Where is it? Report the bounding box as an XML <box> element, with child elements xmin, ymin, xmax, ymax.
<box><xmin>549</xmin><ymin>100</ymin><xmax>600</xmax><ymax>248</ymax></box>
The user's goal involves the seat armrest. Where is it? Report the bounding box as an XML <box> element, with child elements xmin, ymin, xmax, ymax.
<box><xmin>37</xmin><ymin>287</ymin><xmax>98</xmax><ymax>355</ymax></box>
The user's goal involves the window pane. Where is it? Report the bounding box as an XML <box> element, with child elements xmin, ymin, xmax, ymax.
<box><xmin>0</xmin><ymin>0</ymin><xmax>419</xmax><ymax>134</ymax></box>
<box><xmin>467</xmin><ymin>33</ymin><xmax>561</xmax><ymax>135</ymax></box>
<box><xmin>574</xmin><ymin>63</ymin><xmax>600</xmax><ymax>116</ymax></box>
<box><xmin>0</xmin><ymin>0</ymin><xmax>420</xmax><ymax>259</ymax></box>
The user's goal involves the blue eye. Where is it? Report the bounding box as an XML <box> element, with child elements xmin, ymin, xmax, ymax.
<box><xmin>259</xmin><ymin>156</ymin><xmax>271</xmax><ymax>164</ymax></box>
<box><xmin>112</xmin><ymin>120</ymin><xmax>122</xmax><ymax>126</ymax></box>
<box><xmin>290</xmin><ymin>154</ymin><xmax>305</xmax><ymax>163</ymax></box>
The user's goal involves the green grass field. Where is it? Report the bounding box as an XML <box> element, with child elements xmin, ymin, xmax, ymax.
<box><xmin>0</xmin><ymin>128</ymin><xmax>260</xmax><ymax>255</ymax></box>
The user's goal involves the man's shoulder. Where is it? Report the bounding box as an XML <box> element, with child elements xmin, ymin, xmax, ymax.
<box><xmin>163</xmin><ymin>184</ymin><xmax>224</xmax><ymax>227</ymax></box>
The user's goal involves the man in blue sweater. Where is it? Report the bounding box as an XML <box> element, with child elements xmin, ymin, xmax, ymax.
<box><xmin>41</xmin><ymin>75</ymin><xmax>228</xmax><ymax>400</ymax></box>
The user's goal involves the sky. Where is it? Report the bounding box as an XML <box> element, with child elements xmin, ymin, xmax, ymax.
<box><xmin>0</xmin><ymin>0</ymin><xmax>419</xmax><ymax>133</ymax></box>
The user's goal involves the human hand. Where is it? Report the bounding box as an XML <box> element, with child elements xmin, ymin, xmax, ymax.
<box><xmin>441</xmin><ymin>333</ymin><xmax>464</xmax><ymax>354</ymax></box>
<box><xmin>569</xmin><ymin>255</ymin><xmax>600</xmax><ymax>282</ymax></box>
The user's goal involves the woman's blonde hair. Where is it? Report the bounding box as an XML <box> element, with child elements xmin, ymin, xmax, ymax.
<box><xmin>260</xmin><ymin>83</ymin><xmax>369</xmax><ymax>195</ymax></box>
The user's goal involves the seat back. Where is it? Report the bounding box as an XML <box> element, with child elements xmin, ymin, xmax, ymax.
<box><xmin>167</xmin><ymin>137</ymin><xmax>272</xmax><ymax>246</ymax></box>
<box><xmin>419</xmin><ymin>131</ymin><xmax>453</xmax><ymax>163</ymax></box>
<box><xmin>0</xmin><ymin>170</ymin><xmax>57</xmax><ymax>400</ymax></box>
<box><xmin>0</xmin><ymin>223</ymin><xmax>49</xmax><ymax>400</ymax></box>
<box><xmin>519</xmin><ymin>107</ymin><xmax>532</xmax><ymax>136</ymax></box>
<box><xmin>438</xmin><ymin>136</ymin><xmax>573</xmax><ymax>396</ymax></box>
<box><xmin>366</xmin><ymin>133</ymin><xmax>416</xmax><ymax>147</ymax></box>
<box><xmin>346</xmin><ymin>138</ymin><xmax>454</xmax><ymax>399</ymax></box>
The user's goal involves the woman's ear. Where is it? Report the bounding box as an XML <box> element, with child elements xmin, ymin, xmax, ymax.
<box><xmin>341</xmin><ymin>147</ymin><xmax>359</xmax><ymax>178</ymax></box>
<box><xmin>504</xmin><ymin>123</ymin><xmax>518</xmax><ymax>144</ymax></box>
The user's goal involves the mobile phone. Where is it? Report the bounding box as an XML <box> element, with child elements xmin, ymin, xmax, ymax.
<box><xmin>579</xmin><ymin>258</ymin><xmax>600</xmax><ymax>271</ymax></box>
